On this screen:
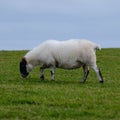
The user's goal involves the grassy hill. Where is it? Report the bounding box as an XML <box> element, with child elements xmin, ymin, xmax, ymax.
<box><xmin>0</xmin><ymin>49</ymin><xmax>120</xmax><ymax>120</ymax></box>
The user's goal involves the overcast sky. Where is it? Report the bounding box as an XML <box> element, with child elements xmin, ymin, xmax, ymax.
<box><xmin>0</xmin><ymin>0</ymin><xmax>120</xmax><ymax>50</ymax></box>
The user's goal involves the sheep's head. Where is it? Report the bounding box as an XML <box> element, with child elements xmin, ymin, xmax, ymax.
<box><xmin>20</xmin><ymin>58</ymin><xmax>29</xmax><ymax>78</ymax></box>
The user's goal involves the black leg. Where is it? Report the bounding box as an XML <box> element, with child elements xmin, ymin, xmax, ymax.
<box><xmin>81</xmin><ymin>70</ymin><xmax>89</xmax><ymax>83</ymax></box>
<box><xmin>40</xmin><ymin>74</ymin><xmax>44</xmax><ymax>80</ymax></box>
<box><xmin>81</xmin><ymin>65</ymin><xmax>89</xmax><ymax>83</ymax></box>
<box><xmin>40</xmin><ymin>67</ymin><xmax>45</xmax><ymax>80</ymax></box>
<box><xmin>99</xmin><ymin>68</ymin><xmax>104</xmax><ymax>83</ymax></box>
<box><xmin>91</xmin><ymin>65</ymin><xmax>104</xmax><ymax>83</ymax></box>
<box><xmin>50</xmin><ymin>66</ymin><xmax>55</xmax><ymax>80</ymax></box>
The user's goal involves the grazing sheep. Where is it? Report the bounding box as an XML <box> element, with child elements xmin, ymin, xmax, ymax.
<box><xmin>20</xmin><ymin>39</ymin><xmax>104</xmax><ymax>83</ymax></box>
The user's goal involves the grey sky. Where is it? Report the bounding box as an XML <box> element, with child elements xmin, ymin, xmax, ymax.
<box><xmin>0</xmin><ymin>0</ymin><xmax>120</xmax><ymax>50</ymax></box>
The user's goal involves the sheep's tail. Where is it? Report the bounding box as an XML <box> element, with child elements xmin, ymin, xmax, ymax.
<box><xmin>94</xmin><ymin>43</ymin><xmax>101</xmax><ymax>51</ymax></box>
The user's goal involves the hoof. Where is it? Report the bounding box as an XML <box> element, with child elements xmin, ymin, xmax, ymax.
<box><xmin>99</xmin><ymin>80</ymin><xmax>104</xmax><ymax>83</ymax></box>
<box><xmin>80</xmin><ymin>80</ymin><xmax>86</xmax><ymax>84</ymax></box>
<box><xmin>51</xmin><ymin>79</ymin><xmax>55</xmax><ymax>81</ymax></box>
<box><xmin>40</xmin><ymin>75</ymin><xmax>44</xmax><ymax>80</ymax></box>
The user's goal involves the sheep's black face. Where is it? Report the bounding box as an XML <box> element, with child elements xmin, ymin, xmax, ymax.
<box><xmin>20</xmin><ymin>58</ymin><xmax>29</xmax><ymax>78</ymax></box>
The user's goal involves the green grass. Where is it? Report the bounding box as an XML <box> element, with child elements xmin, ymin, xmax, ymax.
<box><xmin>0</xmin><ymin>49</ymin><xmax>120</xmax><ymax>120</ymax></box>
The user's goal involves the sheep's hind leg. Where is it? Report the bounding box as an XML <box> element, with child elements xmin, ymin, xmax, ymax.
<box><xmin>91</xmin><ymin>65</ymin><xmax>104</xmax><ymax>83</ymax></box>
<box><xmin>40</xmin><ymin>67</ymin><xmax>45</xmax><ymax>80</ymax></box>
<box><xmin>50</xmin><ymin>66</ymin><xmax>55</xmax><ymax>80</ymax></box>
<box><xmin>81</xmin><ymin>65</ymin><xmax>89</xmax><ymax>83</ymax></box>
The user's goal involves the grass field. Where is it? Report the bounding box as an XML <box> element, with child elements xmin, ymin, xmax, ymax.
<box><xmin>0</xmin><ymin>49</ymin><xmax>120</xmax><ymax>120</ymax></box>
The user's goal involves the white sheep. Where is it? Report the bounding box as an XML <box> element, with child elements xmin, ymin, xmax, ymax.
<box><xmin>20</xmin><ymin>39</ymin><xmax>104</xmax><ymax>83</ymax></box>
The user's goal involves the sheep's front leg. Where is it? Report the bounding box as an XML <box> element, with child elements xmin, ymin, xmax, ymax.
<box><xmin>50</xmin><ymin>66</ymin><xmax>55</xmax><ymax>80</ymax></box>
<box><xmin>81</xmin><ymin>65</ymin><xmax>89</xmax><ymax>83</ymax></box>
<box><xmin>40</xmin><ymin>67</ymin><xmax>45</xmax><ymax>80</ymax></box>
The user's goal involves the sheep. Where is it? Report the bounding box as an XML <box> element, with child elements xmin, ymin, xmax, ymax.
<box><xmin>20</xmin><ymin>39</ymin><xmax>104</xmax><ymax>83</ymax></box>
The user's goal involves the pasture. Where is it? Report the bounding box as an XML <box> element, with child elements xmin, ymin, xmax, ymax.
<box><xmin>0</xmin><ymin>49</ymin><xmax>120</xmax><ymax>120</ymax></box>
